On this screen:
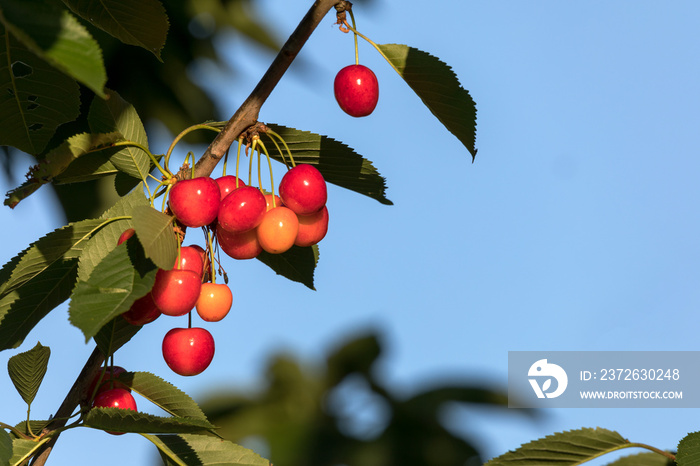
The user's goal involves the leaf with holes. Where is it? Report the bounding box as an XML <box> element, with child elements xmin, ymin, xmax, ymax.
<box><xmin>116</xmin><ymin>371</ymin><xmax>208</xmax><ymax>421</ymax></box>
<box><xmin>61</xmin><ymin>0</ymin><xmax>169</xmax><ymax>59</ymax></box>
<box><xmin>239</xmin><ymin>123</ymin><xmax>391</xmax><ymax>206</ymax></box>
<box><xmin>0</xmin><ymin>25</ymin><xmax>79</xmax><ymax>155</ymax></box>
<box><xmin>84</xmin><ymin>408</ymin><xmax>214</xmax><ymax>434</ymax></box>
<box><xmin>143</xmin><ymin>433</ymin><xmax>270</xmax><ymax>466</ymax></box>
<box><xmin>4</xmin><ymin>132</ymin><xmax>123</xmax><ymax>209</ymax></box>
<box><xmin>89</xmin><ymin>89</ymin><xmax>151</xmax><ymax>180</ymax></box>
<box><xmin>69</xmin><ymin>241</ymin><xmax>157</xmax><ymax>342</ymax></box>
<box><xmin>132</xmin><ymin>206</ymin><xmax>178</xmax><ymax>270</ymax></box>
<box><xmin>377</xmin><ymin>44</ymin><xmax>477</xmax><ymax>160</ymax></box>
<box><xmin>0</xmin><ymin>0</ymin><xmax>106</xmax><ymax>96</ymax></box>
<box><xmin>484</xmin><ymin>428</ymin><xmax>630</xmax><ymax>466</ymax></box>
<box><xmin>256</xmin><ymin>245</ymin><xmax>318</xmax><ymax>290</ymax></box>
<box><xmin>7</xmin><ymin>342</ymin><xmax>50</xmax><ymax>406</ymax></box>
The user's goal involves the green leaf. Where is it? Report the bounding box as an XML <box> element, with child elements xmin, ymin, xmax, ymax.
<box><xmin>143</xmin><ymin>433</ymin><xmax>270</xmax><ymax>466</ymax></box>
<box><xmin>677</xmin><ymin>432</ymin><xmax>700</xmax><ymax>466</ymax></box>
<box><xmin>0</xmin><ymin>24</ymin><xmax>80</xmax><ymax>155</ymax></box>
<box><xmin>0</xmin><ymin>429</ymin><xmax>11</xmax><ymax>466</ymax></box>
<box><xmin>484</xmin><ymin>428</ymin><xmax>630</xmax><ymax>466</ymax></box>
<box><xmin>61</xmin><ymin>0</ymin><xmax>169</xmax><ymax>59</ymax></box>
<box><xmin>93</xmin><ymin>316</ymin><xmax>141</xmax><ymax>357</ymax></box>
<box><xmin>7</xmin><ymin>342</ymin><xmax>50</xmax><ymax>406</ymax></box>
<box><xmin>54</xmin><ymin>153</ymin><xmax>117</xmax><ymax>184</ymax></box>
<box><xmin>260</xmin><ymin>124</ymin><xmax>391</xmax><ymax>206</ymax></box>
<box><xmin>84</xmin><ymin>408</ymin><xmax>214</xmax><ymax>434</ymax></box>
<box><xmin>9</xmin><ymin>437</ymin><xmax>49</xmax><ymax>466</ymax></box>
<box><xmin>116</xmin><ymin>371</ymin><xmax>208</xmax><ymax>421</ymax></box>
<box><xmin>0</xmin><ymin>219</ymin><xmax>105</xmax><ymax>351</ymax></box>
<box><xmin>256</xmin><ymin>245</ymin><xmax>317</xmax><ymax>290</ymax></box>
<box><xmin>0</xmin><ymin>0</ymin><xmax>106</xmax><ymax>96</ymax></box>
<box><xmin>132</xmin><ymin>206</ymin><xmax>178</xmax><ymax>270</ymax></box>
<box><xmin>77</xmin><ymin>186</ymin><xmax>149</xmax><ymax>281</ymax></box>
<box><xmin>68</xmin><ymin>241</ymin><xmax>157</xmax><ymax>342</ymax></box>
<box><xmin>88</xmin><ymin>89</ymin><xmax>150</xmax><ymax>180</ymax></box>
<box><xmin>377</xmin><ymin>44</ymin><xmax>478</xmax><ymax>160</ymax></box>
<box><xmin>4</xmin><ymin>132</ymin><xmax>123</xmax><ymax>208</ymax></box>
<box><xmin>11</xmin><ymin>420</ymin><xmax>51</xmax><ymax>439</ymax></box>
<box><xmin>605</xmin><ymin>452</ymin><xmax>675</xmax><ymax>466</ymax></box>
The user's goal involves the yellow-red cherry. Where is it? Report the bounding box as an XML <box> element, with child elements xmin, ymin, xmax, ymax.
<box><xmin>196</xmin><ymin>283</ymin><xmax>233</xmax><ymax>322</ymax></box>
<box><xmin>295</xmin><ymin>206</ymin><xmax>329</xmax><ymax>247</ymax></box>
<box><xmin>257</xmin><ymin>206</ymin><xmax>299</xmax><ymax>254</ymax></box>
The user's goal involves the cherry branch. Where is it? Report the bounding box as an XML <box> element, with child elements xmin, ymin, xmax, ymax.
<box><xmin>29</xmin><ymin>2</ymin><xmax>346</xmax><ymax>464</ymax></box>
<box><xmin>175</xmin><ymin>0</ymin><xmax>345</xmax><ymax>181</ymax></box>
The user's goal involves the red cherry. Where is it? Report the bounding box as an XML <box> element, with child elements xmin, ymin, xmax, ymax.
<box><xmin>295</xmin><ymin>206</ymin><xmax>329</xmax><ymax>247</ymax></box>
<box><xmin>88</xmin><ymin>366</ymin><xmax>130</xmax><ymax>398</ymax></box>
<box><xmin>122</xmin><ymin>293</ymin><xmax>161</xmax><ymax>326</ymax></box>
<box><xmin>217</xmin><ymin>186</ymin><xmax>266</xmax><ymax>233</ymax></box>
<box><xmin>196</xmin><ymin>283</ymin><xmax>233</xmax><ymax>322</ymax></box>
<box><xmin>162</xmin><ymin>327</ymin><xmax>215</xmax><ymax>376</ymax></box>
<box><xmin>92</xmin><ymin>388</ymin><xmax>137</xmax><ymax>435</ymax></box>
<box><xmin>334</xmin><ymin>64</ymin><xmax>379</xmax><ymax>117</ymax></box>
<box><xmin>278</xmin><ymin>164</ymin><xmax>327</xmax><ymax>215</ymax></box>
<box><xmin>151</xmin><ymin>269</ymin><xmax>201</xmax><ymax>316</ymax></box>
<box><xmin>177</xmin><ymin>246</ymin><xmax>204</xmax><ymax>279</ymax></box>
<box><xmin>215</xmin><ymin>175</ymin><xmax>247</xmax><ymax>200</ymax></box>
<box><xmin>169</xmin><ymin>177</ymin><xmax>221</xmax><ymax>227</ymax></box>
<box><xmin>257</xmin><ymin>206</ymin><xmax>299</xmax><ymax>254</ymax></box>
<box><xmin>216</xmin><ymin>224</ymin><xmax>262</xmax><ymax>260</ymax></box>
<box><xmin>188</xmin><ymin>244</ymin><xmax>211</xmax><ymax>280</ymax></box>
<box><xmin>117</xmin><ymin>228</ymin><xmax>135</xmax><ymax>245</ymax></box>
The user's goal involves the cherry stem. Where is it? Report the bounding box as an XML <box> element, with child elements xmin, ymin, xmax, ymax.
<box><xmin>222</xmin><ymin>147</ymin><xmax>230</xmax><ymax>176</ymax></box>
<box><xmin>235</xmin><ymin>138</ymin><xmax>244</xmax><ymax>188</ymax></box>
<box><xmin>348</xmin><ymin>9</ymin><xmax>359</xmax><ymax>64</ymax></box>
<box><xmin>263</xmin><ymin>129</ymin><xmax>295</xmax><ymax>168</ymax></box>
<box><xmin>207</xmin><ymin>230</ymin><xmax>216</xmax><ymax>285</ymax></box>
<box><xmin>256</xmin><ymin>139</ymin><xmax>277</xmax><ymax>208</ymax></box>
<box><xmin>247</xmin><ymin>140</ymin><xmax>255</xmax><ymax>186</ymax></box>
<box><xmin>164</xmin><ymin>124</ymin><xmax>222</xmax><ymax>177</ymax></box>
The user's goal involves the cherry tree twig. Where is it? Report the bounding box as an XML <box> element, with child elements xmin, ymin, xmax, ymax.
<box><xmin>30</xmin><ymin>1</ymin><xmax>344</xmax><ymax>464</ymax></box>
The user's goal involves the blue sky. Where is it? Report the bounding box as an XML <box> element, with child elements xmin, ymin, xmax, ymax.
<box><xmin>1</xmin><ymin>1</ymin><xmax>700</xmax><ymax>464</ymax></box>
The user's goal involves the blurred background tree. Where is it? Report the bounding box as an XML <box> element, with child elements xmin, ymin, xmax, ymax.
<box><xmin>198</xmin><ymin>331</ymin><xmax>536</xmax><ymax>466</ymax></box>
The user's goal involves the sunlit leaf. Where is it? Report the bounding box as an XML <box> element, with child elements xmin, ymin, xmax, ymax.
<box><xmin>9</xmin><ymin>437</ymin><xmax>49</xmax><ymax>466</ymax></box>
<box><xmin>116</xmin><ymin>371</ymin><xmax>208</xmax><ymax>421</ymax></box>
<box><xmin>4</xmin><ymin>132</ymin><xmax>122</xmax><ymax>208</ymax></box>
<box><xmin>0</xmin><ymin>425</ymin><xmax>11</xmax><ymax>466</ymax></box>
<box><xmin>132</xmin><ymin>206</ymin><xmax>177</xmax><ymax>270</ymax></box>
<box><xmin>0</xmin><ymin>0</ymin><xmax>106</xmax><ymax>96</ymax></box>
<box><xmin>84</xmin><ymin>408</ymin><xmax>214</xmax><ymax>434</ymax></box>
<box><xmin>7</xmin><ymin>342</ymin><xmax>50</xmax><ymax>406</ymax></box>
<box><xmin>256</xmin><ymin>245</ymin><xmax>317</xmax><ymax>290</ymax></box>
<box><xmin>143</xmin><ymin>433</ymin><xmax>270</xmax><ymax>466</ymax></box>
<box><xmin>0</xmin><ymin>25</ymin><xmax>79</xmax><ymax>155</ymax></box>
<box><xmin>89</xmin><ymin>89</ymin><xmax>150</xmax><ymax>180</ymax></box>
<box><xmin>484</xmin><ymin>428</ymin><xmax>630</xmax><ymax>466</ymax></box>
<box><xmin>377</xmin><ymin>44</ymin><xmax>477</xmax><ymax>160</ymax></box>
<box><xmin>61</xmin><ymin>0</ymin><xmax>169</xmax><ymax>59</ymax></box>
<box><xmin>68</xmin><ymin>241</ymin><xmax>156</xmax><ymax>342</ymax></box>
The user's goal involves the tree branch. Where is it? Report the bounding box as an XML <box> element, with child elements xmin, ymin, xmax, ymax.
<box><xmin>176</xmin><ymin>0</ymin><xmax>343</xmax><ymax>181</ymax></box>
<box><xmin>30</xmin><ymin>347</ymin><xmax>104</xmax><ymax>466</ymax></box>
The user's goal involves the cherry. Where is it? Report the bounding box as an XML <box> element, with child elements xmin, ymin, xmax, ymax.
<box><xmin>196</xmin><ymin>283</ymin><xmax>233</xmax><ymax>322</ymax></box>
<box><xmin>215</xmin><ymin>175</ymin><xmax>247</xmax><ymax>200</ymax></box>
<box><xmin>151</xmin><ymin>269</ymin><xmax>201</xmax><ymax>316</ymax></box>
<box><xmin>168</xmin><ymin>177</ymin><xmax>221</xmax><ymax>228</ymax></box>
<box><xmin>162</xmin><ymin>327</ymin><xmax>215</xmax><ymax>376</ymax></box>
<box><xmin>217</xmin><ymin>186</ymin><xmax>267</xmax><ymax>233</ymax></box>
<box><xmin>278</xmin><ymin>164</ymin><xmax>327</xmax><ymax>215</ymax></box>
<box><xmin>177</xmin><ymin>246</ymin><xmax>204</xmax><ymax>279</ymax></box>
<box><xmin>88</xmin><ymin>366</ymin><xmax>129</xmax><ymax>398</ymax></box>
<box><xmin>257</xmin><ymin>206</ymin><xmax>299</xmax><ymax>254</ymax></box>
<box><xmin>334</xmin><ymin>64</ymin><xmax>379</xmax><ymax>117</ymax></box>
<box><xmin>217</xmin><ymin>224</ymin><xmax>262</xmax><ymax>260</ymax></box>
<box><xmin>295</xmin><ymin>206</ymin><xmax>329</xmax><ymax>247</ymax></box>
<box><xmin>122</xmin><ymin>293</ymin><xmax>161</xmax><ymax>326</ymax></box>
<box><xmin>117</xmin><ymin>228</ymin><xmax>135</xmax><ymax>245</ymax></box>
<box><xmin>92</xmin><ymin>388</ymin><xmax>137</xmax><ymax>435</ymax></box>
